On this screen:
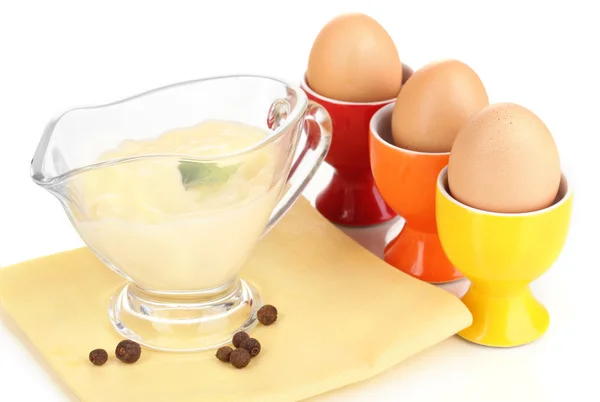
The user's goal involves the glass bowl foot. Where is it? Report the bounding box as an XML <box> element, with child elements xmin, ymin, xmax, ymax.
<box><xmin>108</xmin><ymin>278</ymin><xmax>262</xmax><ymax>352</ymax></box>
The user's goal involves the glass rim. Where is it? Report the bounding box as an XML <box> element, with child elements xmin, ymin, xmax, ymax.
<box><xmin>31</xmin><ymin>74</ymin><xmax>308</xmax><ymax>186</ymax></box>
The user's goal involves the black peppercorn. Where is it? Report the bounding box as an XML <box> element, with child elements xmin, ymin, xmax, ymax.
<box><xmin>230</xmin><ymin>348</ymin><xmax>251</xmax><ymax>368</ymax></box>
<box><xmin>216</xmin><ymin>346</ymin><xmax>233</xmax><ymax>362</ymax></box>
<box><xmin>239</xmin><ymin>338</ymin><xmax>261</xmax><ymax>357</ymax></box>
<box><xmin>115</xmin><ymin>340</ymin><xmax>142</xmax><ymax>364</ymax></box>
<box><xmin>257</xmin><ymin>304</ymin><xmax>278</xmax><ymax>325</ymax></box>
<box><xmin>232</xmin><ymin>331</ymin><xmax>249</xmax><ymax>348</ymax></box>
<box><xmin>89</xmin><ymin>349</ymin><xmax>108</xmax><ymax>366</ymax></box>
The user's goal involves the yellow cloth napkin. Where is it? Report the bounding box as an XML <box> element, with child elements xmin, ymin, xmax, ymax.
<box><xmin>0</xmin><ymin>197</ymin><xmax>471</xmax><ymax>402</ymax></box>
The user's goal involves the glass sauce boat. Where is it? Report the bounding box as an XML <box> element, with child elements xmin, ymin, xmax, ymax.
<box><xmin>30</xmin><ymin>75</ymin><xmax>332</xmax><ymax>352</ymax></box>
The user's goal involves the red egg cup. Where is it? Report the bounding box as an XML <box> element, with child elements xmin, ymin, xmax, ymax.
<box><xmin>300</xmin><ymin>75</ymin><xmax>397</xmax><ymax>226</ymax></box>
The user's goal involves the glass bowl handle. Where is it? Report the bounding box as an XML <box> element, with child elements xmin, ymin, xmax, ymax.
<box><xmin>263</xmin><ymin>101</ymin><xmax>332</xmax><ymax>236</ymax></box>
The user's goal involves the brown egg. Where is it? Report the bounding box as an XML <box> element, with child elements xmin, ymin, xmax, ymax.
<box><xmin>306</xmin><ymin>13</ymin><xmax>403</xmax><ymax>103</ymax></box>
<box><xmin>448</xmin><ymin>103</ymin><xmax>561</xmax><ymax>213</ymax></box>
<box><xmin>391</xmin><ymin>59</ymin><xmax>489</xmax><ymax>153</ymax></box>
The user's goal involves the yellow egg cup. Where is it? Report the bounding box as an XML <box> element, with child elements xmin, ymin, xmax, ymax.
<box><xmin>435</xmin><ymin>167</ymin><xmax>573</xmax><ymax>347</ymax></box>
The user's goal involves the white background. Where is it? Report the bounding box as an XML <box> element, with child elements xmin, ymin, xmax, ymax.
<box><xmin>1</xmin><ymin>0</ymin><xmax>599</xmax><ymax>401</ymax></box>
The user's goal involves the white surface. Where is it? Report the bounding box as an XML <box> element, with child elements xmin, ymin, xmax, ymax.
<box><xmin>0</xmin><ymin>0</ymin><xmax>599</xmax><ymax>401</ymax></box>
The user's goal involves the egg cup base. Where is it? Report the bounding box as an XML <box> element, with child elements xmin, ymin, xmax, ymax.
<box><xmin>383</xmin><ymin>225</ymin><xmax>463</xmax><ymax>284</ymax></box>
<box><xmin>457</xmin><ymin>283</ymin><xmax>549</xmax><ymax>348</ymax></box>
<box><xmin>315</xmin><ymin>170</ymin><xmax>396</xmax><ymax>226</ymax></box>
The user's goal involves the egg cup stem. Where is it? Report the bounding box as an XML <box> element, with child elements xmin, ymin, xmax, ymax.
<box><xmin>315</xmin><ymin>168</ymin><xmax>395</xmax><ymax>226</ymax></box>
<box><xmin>458</xmin><ymin>281</ymin><xmax>549</xmax><ymax>347</ymax></box>
<box><xmin>384</xmin><ymin>224</ymin><xmax>462</xmax><ymax>283</ymax></box>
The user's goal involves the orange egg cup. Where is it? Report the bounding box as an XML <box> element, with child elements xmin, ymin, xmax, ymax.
<box><xmin>369</xmin><ymin>103</ymin><xmax>463</xmax><ymax>283</ymax></box>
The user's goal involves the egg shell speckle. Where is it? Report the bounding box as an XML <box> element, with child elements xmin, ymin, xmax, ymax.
<box><xmin>391</xmin><ymin>59</ymin><xmax>489</xmax><ymax>153</ymax></box>
<box><xmin>306</xmin><ymin>13</ymin><xmax>403</xmax><ymax>103</ymax></box>
<box><xmin>448</xmin><ymin>102</ymin><xmax>561</xmax><ymax>214</ymax></box>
